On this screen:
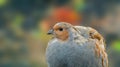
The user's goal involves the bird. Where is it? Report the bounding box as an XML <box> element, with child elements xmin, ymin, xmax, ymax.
<box><xmin>46</xmin><ymin>22</ymin><xmax>108</xmax><ymax>67</ymax></box>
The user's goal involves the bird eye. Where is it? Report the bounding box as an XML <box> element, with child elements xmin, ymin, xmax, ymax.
<box><xmin>59</xmin><ymin>28</ymin><xmax>63</xmax><ymax>31</ymax></box>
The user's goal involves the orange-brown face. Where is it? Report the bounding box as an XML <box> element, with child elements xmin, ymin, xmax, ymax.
<box><xmin>47</xmin><ymin>23</ymin><xmax>69</xmax><ymax>41</ymax></box>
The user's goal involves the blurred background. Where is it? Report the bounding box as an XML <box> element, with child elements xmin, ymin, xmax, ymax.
<box><xmin>0</xmin><ymin>0</ymin><xmax>120</xmax><ymax>67</ymax></box>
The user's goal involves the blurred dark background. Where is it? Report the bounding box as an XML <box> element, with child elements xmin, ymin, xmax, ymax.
<box><xmin>0</xmin><ymin>0</ymin><xmax>120</xmax><ymax>67</ymax></box>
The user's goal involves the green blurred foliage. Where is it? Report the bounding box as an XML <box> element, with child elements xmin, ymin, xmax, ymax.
<box><xmin>112</xmin><ymin>40</ymin><xmax>120</xmax><ymax>51</ymax></box>
<box><xmin>0</xmin><ymin>0</ymin><xmax>8</xmax><ymax>7</ymax></box>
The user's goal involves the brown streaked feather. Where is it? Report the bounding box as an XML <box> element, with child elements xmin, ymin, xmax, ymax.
<box><xmin>89</xmin><ymin>28</ymin><xmax>108</xmax><ymax>67</ymax></box>
<box><xmin>73</xmin><ymin>26</ymin><xmax>108</xmax><ymax>67</ymax></box>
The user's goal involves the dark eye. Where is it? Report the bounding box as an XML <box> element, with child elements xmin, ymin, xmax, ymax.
<box><xmin>59</xmin><ymin>28</ymin><xmax>63</xmax><ymax>31</ymax></box>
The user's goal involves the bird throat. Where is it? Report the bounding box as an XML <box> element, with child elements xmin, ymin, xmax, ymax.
<box><xmin>57</xmin><ymin>35</ymin><xmax>69</xmax><ymax>41</ymax></box>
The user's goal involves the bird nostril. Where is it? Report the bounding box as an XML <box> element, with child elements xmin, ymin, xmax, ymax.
<box><xmin>47</xmin><ymin>32</ymin><xmax>52</xmax><ymax>35</ymax></box>
<box><xmin>47</xmin><ymin>29</ymin><xmax>53</xmax><ymax>35</ymax></box>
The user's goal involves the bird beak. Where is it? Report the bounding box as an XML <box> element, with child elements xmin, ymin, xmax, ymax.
<box><xmin>47</xmin><ymin>29</ymin><xmax>53</xmax><ymax>35</ymax></box>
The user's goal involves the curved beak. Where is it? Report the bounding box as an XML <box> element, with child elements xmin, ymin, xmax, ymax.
<box><xmin>47</xmin><ymin>29</ymin><xmax>54</xmax><ymax>35</ymax></box>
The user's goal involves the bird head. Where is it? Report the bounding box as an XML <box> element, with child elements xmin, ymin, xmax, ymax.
<box><xmin>47</xmin><ymin>22</ymin><xmax>73</xmax><ymax>41</ymax></box>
